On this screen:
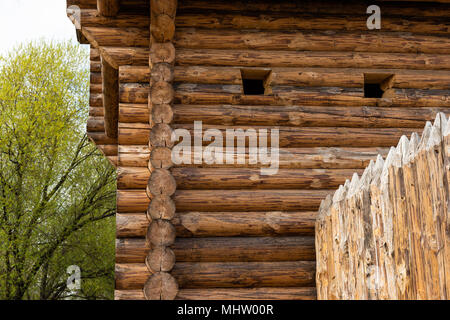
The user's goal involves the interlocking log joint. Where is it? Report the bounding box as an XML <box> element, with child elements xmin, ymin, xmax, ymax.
<box><xmin>316</xmin><ymin>112</ymin><xmax>450</xmax><ymax>300</ymax></box>
<box><xmin>144</xmin><ymin>0</ymin><xmax>179</xmax><ymax>301</ymax></box>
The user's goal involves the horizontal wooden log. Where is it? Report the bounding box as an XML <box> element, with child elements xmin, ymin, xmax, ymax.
<box><xmin>379</xmin><ymin>89</ymin><xmax>450</xmax><ymax>108</ymax></box>
<box><xmin>91</xmin><ymin>61</ymin><xmax>101</xmax><ymax>72</ymax></box>
<box><xmin>172</xmin><ymin>125</ymin><xmax>420</xmax><ymax>147</ymax></box>
<box><xmin>173</xmin><ymin>168</ymin><xmax>360</xmax><ymax>190</ymax></box>
<box><xmin>175</xmin><ymin>28</ymin><xmax>450</xmax><ymax>54</ymax></box>
<box><xmin>116</xmin><ymin>213</ymin><xmax>149</xmax><ymax>238</ymax></box>
<box><xmin>167</xmin><ymin>66</ymin><xmax>450</xmax><ymax>90</ymax></box>
<box><xmin>173</xmin><ymin>85</ymin><xmax>450</xmax><ymax>108</ymax></box>
<box><xmin>87</xmin><ymin>132</ymin><xmax>117</xmax><ymax>145</ymax></box>
<box><xmin>97</xmin><ymin>144</ymin><xmax>117</xmax><ymax>156</ymax></box>
<box><xmin>119</xmin><ymin>103</ymin><xmax>149</xmax><ymax>123</ymax></box>
<box><xmin>100</xmin><ymin>47</ymin><xmax>149</xmax><ymax>68</ymax></box>
<box><xmin>116</xmin><ymin>211</ymin><xmax>316</xmax><ymax>238</ymax></box>
<box><xmin>119</xmin><ymin>153</ymin><xmax>150</xmax><ymax>167</ymax></box>
<box><xmin>178</xmin><ymin>0</ymin><xmax>450</xmax><ymax>17</ymax></box>
<box><xmin>118</xmin><ymin>145</ymin><xmax>151</xmax><ymax>154</ymax></box>
<box><xmin>273</xmin><ymin>87</ymin><xmax>450</xmax><ymax>108</ymax></box>
<box><xmin>83</xmin><ymin>27</ymin><xmax>148</xmax><ymax>47</ymax></box>
<box><xmin>177</xmin><ymin>211</ymin><xmax>316</xmax><ymax>237</ymax></box>
<box><xmin>102</xmin><ymin>46</ymin><xmax>450</xmax><ymax>72</ymax></box>
<box><xmin>117</xmin><ymin>167</ymin><xmax>150</xmax><ymax>189</ymax></box>
<box><xmin>120</xmin><ymin>83</ymin><xmax>149</xmax><ymax>104</ymax></box>
<box><xmin>174</xmin><ymin>189</ymin><xmax>331</xmax><ymax>212</ymax></box>
<box><xmin>89</xmin><ymin>106</ymin><xmax>104</xmax><ymax>116</ymax></box>
<box><xmin>81</xmin><ymin>25</ymin><xmax>450</xmax><ymax>55</ymax></box>
<box><xmin>114</xmin><ymin>287</ymin><xmax>317</xmax><ymax>300</ymax></box>
<box><xmin>117</xmin><ymin>190</ymin><xmax>150</xmax><ymax>213</ymax></box>
<box><xmin>116</xmin><ymin>236</ymin><xmax>315</xmax><ymax>263</ymax></box>
<box><xmin>115</xmin><ymin>263</ymin><xmax>148</xmax><ymax>290</ymax></box>
<box><xmin>115</xmin><ymin>146</ymin><xmax>386</xmax><ymax>169</ymax></box>
<box><xmin>90</xmin><ymin>72</ymin><xmax>102</xmax><ymax>84</ymax></box>
<box><xmin>118</xmin><ymin>145</ymin><xmax>150</xmax><ymax>167</ymax></box>
<box><xmin>79</xmin><ymin>9</ymin><xmax>149</xmax><ymax>28</ymax></box>
<box><xmin>86</xmin><ymin>116</ymin><xmax>105</xmax><ymax>132</ymax></box>
<box><xmin>176</xmin><ymin>12</ymin><xmax>449</xmax><ymax>34</ymax></box>
<box><xmin>118</xmin><ymin>123</ymin><xmax>150</xmax><ymax>145</ymax></box>
<box><xmin>268</xmin><ymin>68</ymin><xmax>450</xmax><ymax>90</ymax></box>
<box><xmin>115</xmin><ymin>290</ymin><xmax>145</xmax><ymax>300</ymax></box>
<box><xmin>117</xmin><ymin>166</ymin><xmax>360</xmax><ymax>190</ymax></box>
<box><xmin>126</xmin><ymin>82</ymin><xmax>371</xmax><ymax>106</ymax></box>
<box><xmin>90</xmin><ymin>93</ymin><xmax>103</xmax><ymax>107</ymax></box>
<box><xmin>119</xmin><ymin>66</ymin><xmax>150</xmax><ymax>83</ymax></box>
<box><xmin>90</xmin><ymin>83</ymin><xmax>102</xmax><ymax>94</ymax></box>
<box><xmin>176</xmin><ymin>49</ymin><xmax>450</xmax><ymax>70</ymax></box>
<box><xmin>176</xmin><ymin>287</ymin><xmax>316</xmax><ymax>300</ymax></box>
<box><xmin>116</xmin><ymin>261</ymin><xmax>316</xmax><ymax>289</ymax></box>
<box><xmin>173</xmin><ymin>105</ymin><xmax>448</xmax><ymax>128</ymax></box>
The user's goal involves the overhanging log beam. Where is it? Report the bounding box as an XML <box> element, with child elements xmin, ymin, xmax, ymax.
<box><xmin>97</xmin><ymin>0</ymin><xmax>119</xmax><ymax>17</ymax></box>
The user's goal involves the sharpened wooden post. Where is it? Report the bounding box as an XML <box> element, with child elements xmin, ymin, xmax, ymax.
<box><xmin>144</xmin><ymin>0</ymin><xmax>179</xmax><ymax>301</ymax></box>
<box><xmin>316</xmin><ymin>113</ymin><xmax>450</xmax><ymax>300</ymax></box>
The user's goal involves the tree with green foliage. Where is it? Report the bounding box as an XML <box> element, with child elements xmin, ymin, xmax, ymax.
<box><xmin>0</xmin><ymin>42</ymin><xmax>116</xmax><ymax>300</ymax></box>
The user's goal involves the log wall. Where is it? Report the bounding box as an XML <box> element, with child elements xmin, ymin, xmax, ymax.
<box><xmin>67</xmin><ymin>0</ymin><xmax>450</xmax><ymax>300</ymax></box>
<box><xmin>316</xmin><ymin>113</ymin><xmax>450</xmax><ymax>299</ymax></box>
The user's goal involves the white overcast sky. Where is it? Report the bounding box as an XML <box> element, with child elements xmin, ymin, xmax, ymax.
<box><xmin>0</xmin><ymin>0</ymin><xmax>78</xmax><ymax>54</ymax></box>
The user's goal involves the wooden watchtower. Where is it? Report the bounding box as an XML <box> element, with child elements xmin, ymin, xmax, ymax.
<box><xmin>66</xmin><ymin>0</ymin><xmax>450</xmax><ymax>300</ymax></box>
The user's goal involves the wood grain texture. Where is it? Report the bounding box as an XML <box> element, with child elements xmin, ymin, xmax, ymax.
<box><xmin>116</xmin><ymin>211</ymin><xmax>316</xmax><ymax>238</ymax></box>
<box><xmin>316</xmin><ymin>113</ymin><xmax>450</xmax><ymax>300</ymax></box>
<box><xmin>116</xmin><ymin>236</ymin><xmax>315</xmax><ymax>263</ymax></box>
<box><xmin>116</xmin><ymin>261</ymin><xmax>315</xmax><ymax>289</ymax></box>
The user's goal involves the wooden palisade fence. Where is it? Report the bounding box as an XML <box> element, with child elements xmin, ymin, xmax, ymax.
<box><xmin>316</xmin><ymin>112</ymin><xmax>450</xmax><ymax>300</ymax></box>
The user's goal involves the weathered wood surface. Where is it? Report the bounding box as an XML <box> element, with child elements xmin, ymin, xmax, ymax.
<box><xmin>174</xmin><ymin>189</ymin><xmax>330</xmax><ymax>212</ymax></box>
<box><xmin>176</xmin><ymin>49</ymin><xmax>450</xmax><ymax>70</ymax></box>
<box><xmin>116</xmin><ymin>146</ymin><xmax>386</xmax><ymax>169</ymax></box>
<box><xmin>115</xmin><ymin>287</ymin><xmax>316</xmax><ymax>300</ymax></box>
<box><xmin>174</xmin><ymin>28</ymin><xmax>450</xmax><ymax>54</ymax></box>
<box><xmin>122</xmin><ymin>65</ymin><xmax>450</xmax><ymax>90</ymax></box>
<box><xmin>143</xmin><ymin>0</ymin><xmax>179</xmax><ymax>301</ymax></box>
<box><xmin>117</xmin><ymin>166</ymin><xmax>360</xmax><ymax>190</ymax></box>
<box><xmin>116</xmin><ymin>236</ymin><xmax>315</xmax><ymax>263</ymax></box>
<box><xmin>79</xmin><ymin>26</ymin><xmax>450</xmax><ymax>53</ymax></box>
<box><xmin>316</xmin><ymin>113</ymin><xmax>450</xmax><ymax>300</ymax></box>
<box><xmin>116</xmin><ymin>261</ymin><xmax>316</xmax><ymax>289</ymax></box>
<box><xmin>170</xmin><ymin>125</ymin><xmax>420</xmax><ymax>148</ymax></box>
<box><xmin>116</xmin><ymin>211</ymin><xmax>316</xmax><ymax>238</ymax></box>
<box><xmin>116</xmin><ymin>82</ymin><xmax>450</xmax><ymax>107</ymax></box>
